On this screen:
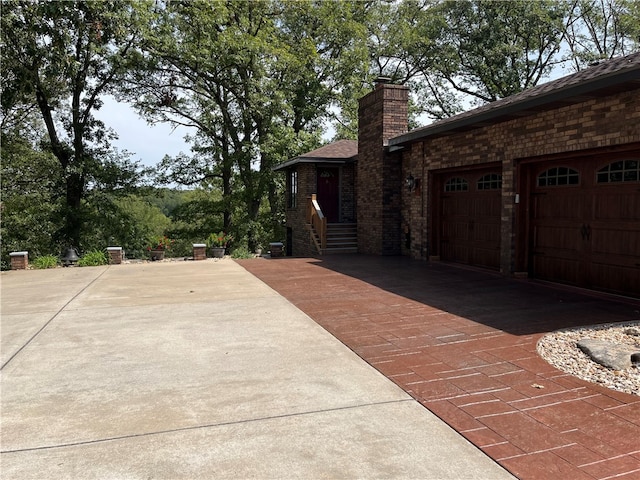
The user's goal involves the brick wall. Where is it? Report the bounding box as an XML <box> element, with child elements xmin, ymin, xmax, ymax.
<box><xmin>357</xmin><ymin>82</ymin><xmax>409</xmax><ymax>254</ymax></box>
<box><xmin>400</xmin><ymin>87</ymin><xmax>640</xmax><ymax>274</ymax></box>
<box><xmin>285</xmin><ymin>164</ymin><xmax>316</xmax><ymax>257</ymax></box>
<box><xmin>284</xmin><ymin>162</ymin><xmax>357</xmax><ymax>257</ymax></box>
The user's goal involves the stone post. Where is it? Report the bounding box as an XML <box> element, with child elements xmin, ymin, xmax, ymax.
<box><xmin>10</xmin><ymin>251</ymin><xmax>28</xmax><ymax>270</ymax></box>
<box><xmin>106</xmin><ymin>247</ymin><xmax>123</xmax><ymax>265</ymax></box>
<box><xmin>269</xmin><ymin>242</ymin><xmax>284</xmax><ymax>258</ymax></box>
<box><xmin>193</xmin><ymin>244</ymin><xmax>207</xmax><ymax>261</ymax></box>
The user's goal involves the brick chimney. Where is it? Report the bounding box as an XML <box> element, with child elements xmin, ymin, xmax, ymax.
<box><xmin>357</xmin><ymin>79</ymin><xmax>409</xmax><ymax>255</ymax></box>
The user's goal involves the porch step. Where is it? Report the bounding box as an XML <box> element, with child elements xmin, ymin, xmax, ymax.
<box><xmin>323</xmin><ymin>223</ymin><xmax>357</xmax><ymax>254</ymax></box>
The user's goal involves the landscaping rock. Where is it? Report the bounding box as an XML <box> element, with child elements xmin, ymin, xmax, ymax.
<box><xmin>577</xmin><ymin>338</ymin><xmax>640</xmax><ymax>371</ymax></box>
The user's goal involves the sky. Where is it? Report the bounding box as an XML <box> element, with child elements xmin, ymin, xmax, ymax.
<box><xmin>95</xmin><ymin>65</ymin><xmax>572</xmax><ymax>170</ymax></box>
<box><xmin>95</xmin><ymin>96</ymin><xmax>194</xmax><ymax>167</ymax></box>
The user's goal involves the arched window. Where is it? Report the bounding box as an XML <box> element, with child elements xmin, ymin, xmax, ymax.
<box><xmin>477</xmin><ymin>173</ymin><xmax>502</xmax><ymax>190</ymax></box>
<box><xmin>444</xmin><ymin>177</ymin><xmax>469</xmax><ymax>192</ymax></box>
<box><xmin>596</xmin><ymin>159</ymin><xmax>639</xmax><ymax>183</ymax></box>
<box><xmin>537</xmin><ymin>167</ymin><xmax>579</xmax><ymax>187</ymax></box>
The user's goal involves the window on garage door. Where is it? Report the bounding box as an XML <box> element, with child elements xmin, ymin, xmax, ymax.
<box><xmin>596</xmin><ymin>159</ymin><xmax>639</xmax><ymax>183</ymax></box>
<box><xmin>537</xmin><ymin>167</ymin><xmax>579</xmax><ymax>187</ymax></box>
<box><xmin>444</xmin><ymin>177</ymin><xmax>469</xmax><ymax>192</ymax></box>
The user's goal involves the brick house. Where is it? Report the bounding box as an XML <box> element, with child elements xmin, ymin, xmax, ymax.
<box><xmin>276</xmin><ymin>53</ymin><xmax>640</xmax><ymax>298</ymax></box>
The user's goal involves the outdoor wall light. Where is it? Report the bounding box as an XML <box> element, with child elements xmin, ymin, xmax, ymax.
<box><xmin>406</xmin><ymin>173</ymin><xmax>415</xmax><ymax>192</ymax></box>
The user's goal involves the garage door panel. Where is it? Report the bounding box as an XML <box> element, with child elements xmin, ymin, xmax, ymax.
<box><xmin>534</xmin><ymin>225</ymin><xmax>582</xmax><ymax>252</ymax></box>
<box><xmin>533</xmin><ymin>194</ymin><xmax>586</xmax><ymax>221</ymax></box>
<box><xmin>533</xmin><ymin>256</ymin><xmax>581</xmax><ymax>286</ymax></box>
<box><xmin>590</xmin><ymin>263</ymin><xmax>640</xmax><ymax>295</ymax></box>
<box><xmin>591</xmin><ymin>226</ymin><xmax>639</xmax><ymax>258</ymax></box>
<box><xmin>593</xmin><ymin>191</ymin><xmax>640</xmax><ymax>220</ymax></box>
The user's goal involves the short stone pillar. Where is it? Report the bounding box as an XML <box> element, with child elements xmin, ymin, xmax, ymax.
<box><xmin>10</xmin><ymin>251</ymin><xmax>28</xmax><ymax>270</ymax></box>
<box><xmin>269</xmin><ymin>242</ymin><xmax>284</xmax><ymax>258</ymax></box>
<box><xmin>106</xmin><ymin>247</ymin><xmax>123</xmax><ymax>265</ymax></box>
<box><xmin>193</xmin><ymin>243</ymin><xmax>207</xmax><ymax>261</ymax></box>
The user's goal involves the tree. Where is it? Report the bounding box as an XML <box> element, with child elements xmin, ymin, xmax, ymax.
<box><xmin>126</xmin><ymin>0</ymin><xmax>370</xmax><ymax>249</ymax></box>
<box><xmin>562</xmin><ymin>0</ymin><xmax>640</xmax><ymax>70</ymax></box>
<box><xmin>1</xmin><ymin>0</ymin><xmax>150</xmax><ymax>248</ymax></box>
<box><xmin>382</xmin><ymin>0</ymin><xmax>567</xmax><ymax>119</ymax></box>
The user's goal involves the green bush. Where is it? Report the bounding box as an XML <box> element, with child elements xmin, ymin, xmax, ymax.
<box><xmin>230</xmin><ymin>246</ymin><xmax>254</xmax><ymax>259</ymax></box>
<box><xmin>32</xmin><ymin>255</ymin><xmax>59</xmax><ymax>269</ymax></box>
<box><xmin>77</xmin><ymin>250</ymin><xmax>108</xmax><ymax>267</ymax></box>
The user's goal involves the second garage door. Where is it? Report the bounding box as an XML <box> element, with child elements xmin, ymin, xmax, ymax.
<box><xmin>527</xmin><ymin>153</ymin><xmax>640</xmax><ymax>297</ymax></box>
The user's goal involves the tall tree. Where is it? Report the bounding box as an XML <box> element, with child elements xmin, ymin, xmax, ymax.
<box><xmin>1</xmin><ymin>0</ymin><xmax>150</xmax><ymax>248</ymax></box>
<box><xmin>127</xmin><ymin>0</ymin><xmax>370</xmax><ymax>248</ymax></box>
<box><xmin>392</xmin><ymin>0</ymin><xmax>567</xmax><ymax>118</ymax></box>
<box><xmin>563</xmin><ymin>0</ymin><xmax>640</xmax><ymax>70</ymax></box>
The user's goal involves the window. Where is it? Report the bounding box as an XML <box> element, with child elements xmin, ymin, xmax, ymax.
<box><xmin>537</xmin><ymin>167</ymin><xmax>579</xmax><ymax>187</ymax></box>
<box><xmin>287</xmin><ymin>170</ymin><xmax>298</xmax><ymax>208</ymax></box>
<box><xmin>596</xmin><ymin>159</ymin><xmax>639</xmax><ymax>183</ymax></box>
<box><xmin>444</xmin><ymin>177</ymin><xmax>469</xmax><ymax>192</ymax></box>
<box><xmin>477</xmin><ymin>173</ymin><xmax>502</xmax><ymax>190</ymax></box>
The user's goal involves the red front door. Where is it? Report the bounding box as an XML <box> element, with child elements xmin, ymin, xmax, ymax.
<box><xmin>317</xmin><ymin>167</ymin><xmax>340</xmax><ymax>223</ymax></box>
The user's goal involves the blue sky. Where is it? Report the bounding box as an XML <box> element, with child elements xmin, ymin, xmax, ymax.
<box><xmin>96</xmin><ymin>96</ymin><xmax>194</xmax><ymax>167</ymax></box>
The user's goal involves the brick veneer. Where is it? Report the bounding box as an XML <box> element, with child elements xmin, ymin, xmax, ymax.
<box><xmin>357</xmin><ymin>82</ymin><xmax>409</xmax><ymax>255</ymax></box>
<box><xmin>399</xmin><ymin>87</ymin><xmax>640</xmax><ymax>274</ymax></box>
<box><xmin>192</xmin><ymin>244</ymin><xmax>206</xmax><ymax>261</ymax></box>
<box><xmin>106</xmin><ymin>247</ymin><xmax>123</xmax><ymax>265</ymax></box>
<box><xmin>9</xmin><ymin>251</ymin><xmax>28</xmax><ymax>270</ymax></box>
<box><xmin>285</xmin><ymin>162</ymin><xmax>357</xmax><ymax>257</ymax></box>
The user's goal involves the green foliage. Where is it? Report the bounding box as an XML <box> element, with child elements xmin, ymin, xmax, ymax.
<box><xmin>32</xmin><ymin>255</ymin><xmax>59</xmax><ymax>269</ymax></box>
<box><xmin>77</xmin><ymin>250</ymin><xmax>108</xmax><ymax>267</ymax></box>
<box><xmin>146</xmin><ymin>235</ymin><xmax>174</xmax><ymax>251</ymax></box>
<box><xmin>0</xmin><ymin>131</ymin><xmax>65</xmax><ymax>263</ymax></box>
<box><xmin>1</xmin><ymin>0</ymin><xmax>151</xmax><ymax>247</ymax></box>
<box><xmin>207</xmin><ymin>232</ymin><xmax>233</xmax><ymax>248</ymax></box>
<box><xmin>230</xmin><ymin>246</ymin><xmax>255</xmax><ymax>259</ymax></box>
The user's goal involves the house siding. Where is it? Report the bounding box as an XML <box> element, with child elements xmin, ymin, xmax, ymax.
<box><xmin>399</xmin><ymin>87</ymin><xmax>640</xmax><ymax>275</ymax></box>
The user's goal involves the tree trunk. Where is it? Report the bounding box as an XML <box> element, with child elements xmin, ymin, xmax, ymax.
<box><xmin>65</xmin><ymin>172</ymin><xmax>84</xmax><ymax>248</ymax></box>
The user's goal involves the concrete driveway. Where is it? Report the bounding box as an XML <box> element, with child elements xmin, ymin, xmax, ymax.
<box><xmin>1</xmin><ymin>259</ymin><xmax>513</xmax><ymax>479</ymax></box>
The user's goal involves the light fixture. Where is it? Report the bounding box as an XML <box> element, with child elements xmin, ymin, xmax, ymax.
<box><xmin>405</xmin><ymin>173</ymin><xmax>415</xmax><ymax>192</ymax></box>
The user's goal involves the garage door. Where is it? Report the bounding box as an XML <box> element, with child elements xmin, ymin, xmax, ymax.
<box><xmin>529</xmin><ymin>155</ymin><xmax>640</xmax><ymax>297</ymax></box>
<box><xmin>437</xmin><ymin>168</ymin><xmax>501</xmax><ymax>270</ymax></box>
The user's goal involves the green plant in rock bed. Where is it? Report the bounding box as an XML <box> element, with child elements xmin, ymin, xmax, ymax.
<box><xmin>230</xmin><ymin>246</ymin><xmax>254</xmax><ymax>259</ymax></box>
<box><xmin>32</xmin><ymin>255</ymin><xmax>59</xmax><ymax>269</ymax></box>
<box><xmin>77</xmin><ymin>250</ymin><xmax>108</xmax><ymax>267</ymax></box>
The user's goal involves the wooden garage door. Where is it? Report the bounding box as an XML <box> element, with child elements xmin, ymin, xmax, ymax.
<box><xmin>529</xmin><ymin>155</ymin><xmax>640</xmax><ymax>297</ymax></box>
<box><xmin>438</xmin><ymin>169</ymin><xmax>502</xmax><ymax>270</ymax></box>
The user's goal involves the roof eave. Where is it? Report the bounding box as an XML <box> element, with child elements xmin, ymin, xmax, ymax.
<box><xmin>272</xmin><ymin>156</ymin><xmax>356</xmax><ymax>171</ymax></box>
<box><xmin>389</xmin><ymin>66</ymin><xmax>640</xmax><ymax>147</ymax></box>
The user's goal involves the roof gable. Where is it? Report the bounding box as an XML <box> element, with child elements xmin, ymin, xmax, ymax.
<box><xmin>274</xmin><ymin>139</ymin><xmax>357</xmax><ymax>170</ymax></box>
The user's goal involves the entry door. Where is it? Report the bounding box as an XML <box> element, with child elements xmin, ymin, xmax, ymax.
<box><xmin>317</xmin><ymin>167</ymin><xmax>340</xmax><ymax>223</ymax></box>
<box><xmin>528</xmin><ymin>154</ymin><xmax>640</xmax><ymax>297</ymax></box>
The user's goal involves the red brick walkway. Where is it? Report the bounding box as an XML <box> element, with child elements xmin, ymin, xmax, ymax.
<box><xmin>238</xmin><ymin>256</ymin><xmax>640</xmax><ymax>480</ymax></box>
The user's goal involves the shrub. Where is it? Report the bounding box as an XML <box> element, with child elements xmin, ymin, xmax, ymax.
<box><xmin>77</xmin><ymin>250</ymin><xmax>108</xmax><ymax>267</ymax></box>
<box><xmin>33</xmin><ymin>255</ymin><xmax>59</xmax><ymax>269</ymax></box>
<box><xmin>230</xmin><ymin>246</ymin><xmax>254</xmax><ymax>259</ymax></box>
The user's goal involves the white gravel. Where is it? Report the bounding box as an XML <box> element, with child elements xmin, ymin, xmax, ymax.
<box><xmin>537</xmin><ymin>321</ymin><xmax>640</xmax><ymax>396</ymax></box>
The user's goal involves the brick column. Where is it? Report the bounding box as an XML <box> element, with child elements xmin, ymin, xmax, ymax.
<box><xmin>193</xmin><ymin>244</ymin><xmax>207</xmax><ymax>261</ymax></box>
<box><xmin>106</xmin><ymin>247</ymin><xmax>122</xmax><ymax>265</ymax></box>
<box><xmin>357</xmin><ymin>80</ymin><xmax>409</xmax><ymax>255</ymax></box>
<box><xmin>10</xmin><ymin>251</ymin><xmax>28</xmax><ymax>270</ymax></box>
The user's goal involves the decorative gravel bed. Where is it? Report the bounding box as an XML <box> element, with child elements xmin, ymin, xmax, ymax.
<box><xmin>537</xmin><ymin>321</ymin><xmax>640</xmax><ymax>396</ymax></box>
